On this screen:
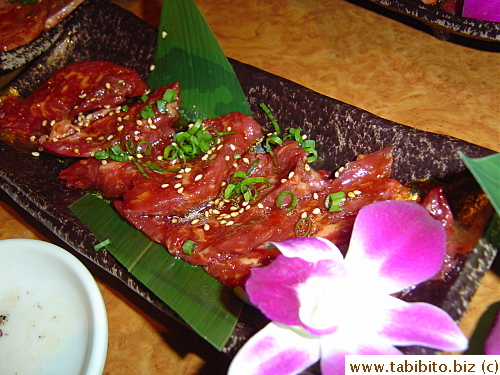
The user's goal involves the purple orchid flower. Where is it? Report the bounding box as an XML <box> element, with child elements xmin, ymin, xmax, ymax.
<box><xmin>462</xmin><ymin>0</ymin><xmax>500</xmax><ymax>22</ymax></box>
<box><xmin>229</xmin><ymin>200</ymin><xmax>468</xmax><ymax>375</ymax></box>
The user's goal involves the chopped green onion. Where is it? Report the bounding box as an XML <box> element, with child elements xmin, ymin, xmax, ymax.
<box><xmin>132</xmin><ymin>159</ymin><xmax>149</xmax><ymax>178</ymax></box>
<box><xmin>140</xmin><ymin>104</ymin><xmax>155</xmax><ymax>119</ymax></box>
<box><xmin>157</xmin><ymin>100</ymin><xmax>167</xmax><ymax>113</ymax></box>
<box><xmin>109</xmin><ymin>144</ymin><xmax>129</xmax><ymax>162</ymax></box>
<box><xmin>259</xmin><ymin>103</ymin><xmax>281</xmax><ymax>134</ymax></box>
<box><xmin>94</xmin><ymin>238</ymin><xmax>111</xmax><ymax>251</ymax></box>
<box><xmin>145</xmin><ymin>161</ymin><xmax>179</xmax><ymax>173</ymax></box>
<box><xmin>182</xmin><ymin>240</ymin><xmax>197</xmax><ymax>254</ymax></box>
<box><xmin>121</xmin><ymin>105</ymin><xmax>130</xmax><ymax>112</ymax></box>
<box><xmin>140</xmin><ymin>94</ymin><xmax>149</xmax><ymax>102</ymax></box>
<box><xmin>325</xmin><ymin>191</ymin><xmax>346</xmax><ymax>212</ymax></box>
<box><xmin>276</xmin><ymin>190</ymin><xmax>297</xmax><ymax>211</ymax></box>
<box><xmin>224</xmin><ymin>168</ymin><xmax>270</xmax><ymax>201</ymax></box>
<box><xmin>94</xmin><ymin>149</ymin><xmax>109</xmax><ymax>160</ymax></box>
<box><xmin>162</xmin><ymin>88</ymin><xmax>178</xmax><ymax>103</ymax></box>
<box><xmin>295</xmin><ymin>217</ymin><xmax>312</xmax><ymax>237</ymax></box>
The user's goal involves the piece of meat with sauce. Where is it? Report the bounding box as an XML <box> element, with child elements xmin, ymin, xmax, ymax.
<box><xmin>40</xmin><ymin>82</ymin><xmax>180</xmax><ymax>157</ymax></box>
<box><xmin>0</xmin><ymin>0</ymin><xmax>84</xmax><ymax>51</ymax></box>
<box><xmin>0</xmin><ymin>60</ymin><xmax>149</xmax><ymax>151</ymax></box>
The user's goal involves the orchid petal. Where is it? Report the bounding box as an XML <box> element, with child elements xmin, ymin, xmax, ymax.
<box><xmin>228</xmin><ymin>322</ymin><xmax>320</xmax><ymax>375</ymax></box>
<box><xmin>378</xmin><ymin>297</ymin><xmax>468</xmax><ymax>352</ymax></box>
<box><xmin>462</xmin><ymin>0</ymin><xmax>500</xmax><ymax>22</ymax></box>
<box><xmin>345</xmin><ymin>200</ymin><xmax>446</xmax><ymax>294</ymax></box>
<box><xmin>485</xmin><ymin>307</ymin><xmax>500</xmax><ymax>355</ymax></box>
<box><xmin>246</xmin><ymin>255</ymin><xmax>313</xmax><ymax>326</ymax></box>
<box><xmin>320</xmin><ymin>331</ymin><xmax>403</xmax><ymax>375</ymax></box>
<box><xmin>247</xmin><ymin>252</ymin><xmax>346</xmax><ymax>330</ymax></box>
<box><xmin>268</xmin><ymin>236</ymin><xmax>344</xmax><ymax>263</ymax></box>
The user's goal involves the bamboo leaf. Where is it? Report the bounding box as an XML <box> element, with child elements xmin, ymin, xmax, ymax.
<box><xmin>70</xmin><ymin>193</ymin><xmax>242</xmax><ymax>350</ymax></box>
<box><xmin>148</xmin><ymin>0</ymin><xmax>252</xmax><ymax>120</ymax></box>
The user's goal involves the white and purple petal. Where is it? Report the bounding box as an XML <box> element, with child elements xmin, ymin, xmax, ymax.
<box><xmin>378</xmin><ymin>297</ymin><xmax>468</xmax><ymax>352</ymax></box>
<box><xmin>228</xmin><ymin>322</ymin><xmax>320</xmax><ymax>375</ymax></box>
<box><xmin>246</xmin><ymin>255</ymin><xmax>311</xmax><ymax>326</ymax></box>
<box><xmin>320</xmin><ymin>331</ymin><xmax>403</xmax><ymax>375</ymax></box>
<box><xmin>268</xmin><ymin>236</ymin><xmax>344</xmax><ymax>263</ymax></box>
<box><xmin>345</xmin><ymin>200</ymin><xmax>446</xmax><ymax>295</ymax></box>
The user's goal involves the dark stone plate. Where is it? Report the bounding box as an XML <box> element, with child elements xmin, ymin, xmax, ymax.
<box><xmin>363</xmin><ymin>0</ymin><xmax>500</xmax><ymax>41</ymax></box>
<box><xmin>0</xmin><ymin>0</ymin><xmax>91</xmax><ymax>72</ymax></box>
<box><xmin>0</xmin><ymin>0</ymin><xmax>497</xmax><ymax>370</ymax></box>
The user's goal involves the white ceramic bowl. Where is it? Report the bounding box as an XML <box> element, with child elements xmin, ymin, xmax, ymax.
<box><xmin>0</xmin><ymin>239</ymin><xmax>108</xmax><ymax>375</ymax></box>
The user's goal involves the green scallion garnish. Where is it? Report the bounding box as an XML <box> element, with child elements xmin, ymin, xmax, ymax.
<box><xmin>276</xmin><ymin>190</ymin><xmax>298</xmax><ymax>211</ymax></box>
<box><xmin>295</xmin><ymin>217</ymin><xmax>312</xmax><ymax>237</ymax></box>
<box><xmin>182</xmin><ymin>240</ymin><xmax>197</xmax><ymax>254</ymax></box>
<box><xmin>325</xmin><ymin>191</ymin><xmax>346</xmax><ymax>212</ymax></box>
<box><xmin>93</xmin><ymin>238</ymin><xmax>111</xmax><ymax>251</ymax></box>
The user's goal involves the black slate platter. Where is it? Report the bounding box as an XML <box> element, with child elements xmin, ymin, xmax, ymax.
<box><xmin>0</xmin><ymin>0</ymin><xmax>497</xmax><ymax>368</ymax></box>
<box><xmin>363</xmin><ymin>0</ymin><xmax>500</xmax><ymax>41</ymax></box>
<box><xmin>0</xmin><ymin>0</ymin><xmax>90</xmax><ymax>72</ymax></box>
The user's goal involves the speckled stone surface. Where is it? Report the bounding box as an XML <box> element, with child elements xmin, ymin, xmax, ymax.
<box><xmin>1</xmin><ymin>0</ymin><xmax>499</xmax><ymax>374</ymax></box>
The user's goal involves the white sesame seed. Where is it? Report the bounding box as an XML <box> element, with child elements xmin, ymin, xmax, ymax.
<box><xmin>149</xmin><ymin>64</ymin><xmax>156</xmax><ymax>71</ymax></box>
<box><xmin>31</xmin><ymin>151</ymin><xmax>40</xmax><ymax>157</ymax></box>
<box><xmin>257</xmin><ymin>203</ymin><xmax>264</xmax><ymax>209</ymax></box>
<box><xmin>281</xmin><ymin>178</ymin><xmax>287</xmax><ymax>183</ymax></box>
<box><xmin>288</xmin><ymin>171</ymin><xmax>295</xmax><ymax>179</ymax></box>
<box><xmin>105</xmin><ymin>83</ymin><xmax>111</xmax><ymax>89</ymax></box>
<box><xmin>191</xmin><ymin>219</ymin><xmax>199</xmax><ymax>225</ymax></box>
<box><xmin>73</xmin><ymin>148</ymin><xmax>80</xmax><ymax>154</ymax></box>
<box><xmin>230</xmin><ymin>212</ymin><xmax>239</xmax><ymax>217</ymax></box>
<box><xmin>162</xmin><ymin>30</ymin><xmax>167</xmax><ymax>38</ymax></box>
<box><xmin>305</xmin><ymin>164</ymin><xmax>311</xmax><ymax>171</ymax></box>
<box><xmin>301</xmin><ymin>212</ymin><xmax>308</xmax><ymax>219</ymax></box>
<box><xmin>204</xmin><ymin>224</ymin><xmax>210</xmax><ymax>231</ymax></box>
<box><xmin>177</xmin><ymin>187</ymin><xmax>184</xmax><ymax>194</ymax></box>
<box><xmin>29</xmin><ymin>135</ymin><xmax>36</xmax><ymax>142</ymax></box>
<box><xmin>313</xmin><ymin>192</ymin><xmax>319</xmax><ymax>199</ymax></box>
<box><xmin>353</xmin><ymin>190</ymin><xmax>362</xmax><ymax>195</ymax></box>
<box><xmin>101</xmin><ymin>160</ymin><xmax>108</xmax><ymax>165</ymax></box>
<box><xmin>220</xmin><ymin>220</ymin><xmax>227</xmax><ymax>225</ymax></box>
<box><xmin>136</xmin><ymin>119</ymin><xmax>143</xmax><ymax>126</ymax></box>
<box><xmin>107</xmin><ymin>135</ymin><xmax>114</xmax><ymax>140</ymax></box>
<box><xmin>194</xmin><ymin>174</ymin><xmax>203</xmax><ymax>181</ymax></box>
<box><xmin>117</xmin><ymin>125</ymin><xmax>124</xmax><ymax>131</ymax></box>
<box><xmin>174</xmin><ymin>183</ymin><xmax>182</xmax><ymax>189</ymax></box>
<box><xmin>242</xmin><ymin>158</ymin><xmax>250</xmax><ymax>164</ymax></box>
<box><xmin>184</xmin><ymin>167</ymin><xmax>192</xmax><ymax>173</ymax></box>
<box><xmin>161</xmin><ymin>184</ymin><xmax>169</xmax><ymax>188</ymax></box>
<box><xmin>347</xmin><ymin>192</ymin><xmax>356</xmax><ymax>198</ymax></box>
<box><xmin>312</xmin><ymin>208</ymin><xmax>321</xmax><ymax>215</ymax></box>
<box><xmin>224</xmin><ymin>155</ymin><xmax>230</xmax><ymax>161</ymax></box>
<box><xmin>229</xmin><ymin>144</ymin><xmax>236</xmax><ymax>151</ymax></box>
<box><xmin>212</xmin><ymin>209</ymin><xmax>220</xmax><ymax>215</ymax></box>
<box><xmin>226</xmin><ymin>221</ymin><xmax>234</xmax><ymax>226</ymax></box>
<box><xmin>171</xmin><ymin>218</ymin><xmax>178</xmax><ymax>223</ymax></box>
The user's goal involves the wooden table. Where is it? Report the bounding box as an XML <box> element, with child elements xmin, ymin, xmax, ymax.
<box><xmin>1</xmin><ymin>0</ymin><xmax>499</xmax><ymax>373</ymax></box>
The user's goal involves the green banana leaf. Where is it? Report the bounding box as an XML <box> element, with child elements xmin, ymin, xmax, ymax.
<box><xmin>70</xmin><ymin>194</ymin><xmax>242</xmax><ymax>350</ymax></box>
<box><xmin>147</xmin><ymin>0</ymin><xmax>252</xmax><ymax>120</ymax></box>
